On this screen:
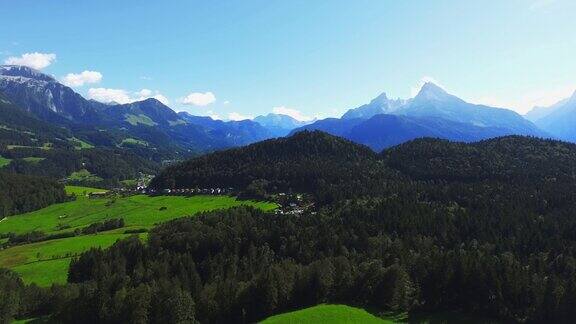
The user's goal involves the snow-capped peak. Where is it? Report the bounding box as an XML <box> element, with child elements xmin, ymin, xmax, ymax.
<box><xmin>414</xmin><ymin>82</ymin><xmax>451</xmax><ymax>101</ymax></box>
<box><xmin>369</xmin><ymin>92</ymin><xmax>390</xmax><ymax>105</ymax></box>
<box><xmin>0</xmin><ymin>65</ymin><xmax>56</xmax><ymax>82</ymax></box>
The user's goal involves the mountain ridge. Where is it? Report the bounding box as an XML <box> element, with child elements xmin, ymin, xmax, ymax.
<box><xmin>0</xmin><ymin>65</ymin><xmax>277</xmax><ymax>155</ymax></box>
<box><xmin>301</xmin><ymin>82</ymin><xmax>550</xmax><ymax>149</ymax></box>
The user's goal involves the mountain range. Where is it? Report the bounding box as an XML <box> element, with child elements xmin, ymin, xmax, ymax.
<box><xmin>0</xmin><ymin>65</ymin><xmax>277</xmax><ymax>157</ymax></box>
<box><xmin>341</xmin><ymin>91</ymin><xmax>406</xmax><ymax>119</ymax></box>
<box><xmin>292</xmin><ymin>82</ymin><xmax>549</xmax><ymax>150</ymax></box>
<box><xmin>1</xmin><ymin>64</ymin><xmax>573</xmax><ymax>159</ymax></box>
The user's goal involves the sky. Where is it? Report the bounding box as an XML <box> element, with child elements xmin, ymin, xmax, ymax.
<box><xmin>1</xmin><ymin>0</ymin><xmax>575</xmax><ymax>120</ymax></box>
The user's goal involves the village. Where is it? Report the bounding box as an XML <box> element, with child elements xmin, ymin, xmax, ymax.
<box><xmin>87</xmin><ymin>182</ymin><xmax>315</xmax><ymax>216</ymax></box>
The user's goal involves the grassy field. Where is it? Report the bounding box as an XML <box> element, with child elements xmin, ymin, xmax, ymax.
<box><xmin>0</xmin><ymin>155</ymin><xmax>11</xmax><ymax>167</ymax></box>
<box><xmin>0</xmin><ymin>233</ymin><xmax>140</xmax><ymax>286</ymax></box>
<box><xmin>0</xmin><ymin>190</ymin><xmax>277</xmax><ymax>235</ymax></box>
<box><xmin>125</xmin><ymin>113</ymin><xmax>157</xmax><ymax>126</ymax></box>
<box><xmin>261</xmin><ymin>305</ymin><xmax>502</xmax><ymax>324</ymax></box>
<box><xmin>121</xmin><ymin>137</ymin><xmax>149</xmax><ymax>147</ymax></box>
<box><xmin>6</xmin><ymin>143</ymin><xmax>53</xmax><ymax>150</ymax></box>
<box><xmin>67</xmin><ymin>169</ymin><xmax>104</xmax><ymax>183</ymax></box>
<box><xmin>65</xmin><ymin>185</ymin><xmax>105</xmax><ymax>196</ymax></box>
<box><xmin>22</xmin><ymin>157</ymin><xmax>46</xmax><ymax>164</ymax></box>
<box><xmin>68</xmin><ymin>137</ymin><xmax>94</xmax><ymax>149</ymax></box>
<box><xmin>261</xmin><ymin>305</ymin><xmax>394</xmax><ymax>324</ymax></box>
<box><xmin>0</xmin><ymin>186</ymin><xmax>277</xmax><ymax>286</ymax></box>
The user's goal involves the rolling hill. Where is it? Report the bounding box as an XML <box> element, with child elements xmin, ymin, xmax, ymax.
<box><xmin>261</xmin><ymin>305</ymin><xmax>391</xmax><ymax>324</ymax></box>
<box><xmin>148</xmin><ymin>131</ymin><xmax>396</xmax><ymax>203</ymax></box>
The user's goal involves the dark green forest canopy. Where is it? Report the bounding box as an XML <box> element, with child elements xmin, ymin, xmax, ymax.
<box><xmin>1</xmin><ymin>147</ymin><xmax>159</xmax><ymax>187</ymax></box>
<box><xmin>0</xmin><ymin>172</ymin><xmax>66</xmax><ymax>217</ymax></box>
<box><xmin>149</xmin><ymin>131</ymin><xmax>399</xmax><ymax>203</ymax></box>
<box><xmin>382</xmin><ymin>135</ymin><xmax>576</xmax><ymax>182</ymax></box>
<box><xmin>150</xmin><ymin>131</ymin><xmax>576</xmax><ymax>202</ymax></box>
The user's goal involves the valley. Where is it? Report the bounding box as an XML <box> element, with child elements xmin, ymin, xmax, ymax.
<box><xmin>0</xmin><ymin>186</ymin><xmax>277</xmax><ymax>286</ymax></box>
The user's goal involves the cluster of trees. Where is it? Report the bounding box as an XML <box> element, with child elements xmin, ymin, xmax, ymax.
<box><xmin>80</xmin><ymin>218</ymin><xmax>124</xmax><ymax>235</ymax></box>
<box><xmin>6</xmin><ymin>230</ymin><xmax>73</xmax><ymax>245</ymax></box>
<box><xmin>0</xmin><ymin>172</ymin><xmax>66</xmax><ymax>217</ymax></box>
<box><xmin>3</xmin><ymin>219</ymin><xmax>125</xmax><ymax>248</ymax></box>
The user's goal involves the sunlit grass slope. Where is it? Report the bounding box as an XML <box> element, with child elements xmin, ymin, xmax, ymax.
<box><xmin>261</xmin><ymin>305</ymin><xmax>393</xmax><ymax>324</ymax></box>
<box><xmin>0</xmin><ymin>186</ymin><xmax>277</xmax><ymax>286</ymax></box>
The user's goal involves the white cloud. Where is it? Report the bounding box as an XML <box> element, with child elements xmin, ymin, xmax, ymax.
<box><xmin>139</xmin><ymin>92</ymin><xmax>170</xmax><ymax>105</ymax></box>
<box><xmin>62</xmin><ymin>70</ymin><xmax>102</xmax><ymax>87</ymax></box>
<box><xmin>272</xmin><ymin>106</ymin><xmax>313</xmax><ymax>121</ymax></box>
<box><xmin>136</xmin><ymin>89</ymin><xmax>153</xmax><ymax>97</ymax></box>
<box><xmin>132</xmin><ymin>89</ymin><xmax>170</xmax><ymax>105</ymax></box>
<box><xmin>88</xmin><ymin>88</ymin><xmax>132</xmax><ymax>104</ymax></box>
<box><xmin>410</xmin><ymin>76</ymin><xmax>446</xmax><ymax>97</ymax></box>
<box><xmin>206</xmin><ymin>110</ymin><xmax>221</xmax><ymax>120</ymax></box>
<box><xmin>4</xmin><ymin>52</ymin><xmax>56</xmax><ymax>70</ymax></box>
<box><xmin>88</xmin><ymin>88</ymin><xmax>170</xmax><ymax>105</ymax></box>
<box><xmin>228</xmin><ymin>112</ymin><xmax>253</xmax><ymax>121</ymax></box>
<box><xmin>140</xmin><ymin>76</ymin><xmax>152</xmax><ymax>80</ymax></box>
<box><xmin>223</xmin><ymin>100</ymin><xmax>230</xmax><ymax>105</ymax></box>
<box><xmin>181</xmin><ymin>92</ymin><xmax>216</xmax><ymax>106</ymax></box>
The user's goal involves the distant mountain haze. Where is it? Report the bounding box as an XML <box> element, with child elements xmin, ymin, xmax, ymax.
<box><xmin>253</xmin><ymin>113</ymin><xmax>311</xmax><ymax>136</ymax></box>
<box><xmin>293</xmin><ymin>82</ymin><xmax>548</xmax><ymax>151</ymax></box>
<box><xmin>397</xmin><ymin>82</ymin><xmax>543</xmax><ymax>134</ymax></box>
<box><xmin>527</xmin><ymin>90</ymin><xmax>576</xmax><ymax>142</ymax></box>
<box><xmin>341</xmin><ymin>92</ymin><xmax>407</xmax><ymax>120</ymax></box>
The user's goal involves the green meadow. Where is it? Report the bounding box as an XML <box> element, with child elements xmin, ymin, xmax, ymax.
<box><xmin>66</xmin><ymin>169</ymin><xmax>103</xmax><ymax>183</ymax></box>
<box><xmin>0</xmin><ymin>186</ymin><xmax>277</xmax><ymax>286</ymax></box>
<box><xmin>0</xmin><ymin>155</ymin><xmax>11</xmax><ymax>167</ymax></box>
<box><xmin>261</xmin><ymin>305</ymin><xmax>394</xmax><ymax>324</ymax></box>
<box><xmin>121</xmin><ymin>137</ymin><xmax>149</xmax><ymax>147</ymax></box>
<box><xmin>259</xmin><ymin>305</ymin><xmax>499</xmax><ymax>324</ymax></box>
<box><xmin>1</xmin><ymin>233</ymin><xmax>136</xmax><ymax>286</ymax></box>
<box><xmin>22</xmin><ymin>157</ymin><xmax>45</xmax><ymax>164</ymax></box>
<box><xmin>68</xmin><ymin>137</ymin><xmax>94</xmax><ymax>149</ymax></box>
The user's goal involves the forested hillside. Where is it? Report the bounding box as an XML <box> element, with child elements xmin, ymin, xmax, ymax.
<box><xmin>383</xmin><ymin>136</ymin><xmax>576</xmax><ymax>182</ymax></box>
<box><xmin>0</xmin><ymin>92</ymin><xmax>162</xmax><ymax>187</ymax></box>
<box><xmin>0</xmin><ymin>172</ymin><xmax>66</xmax><ymax>217</ymax></box>
<box><xmin>1</xmin><ymin>147</ymin><xmax>158</xmax><ymax>188</ymax></box>
<box><xmin>150</xmin><ymin>131</ymin><xmax>400</xmax><ymax>203</ymax></box>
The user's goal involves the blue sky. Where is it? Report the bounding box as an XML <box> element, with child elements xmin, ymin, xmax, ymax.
<box><xmin>1</xmin><ymin>0</ymin><xmax>575</xmax><ymax>119</ymax></box>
